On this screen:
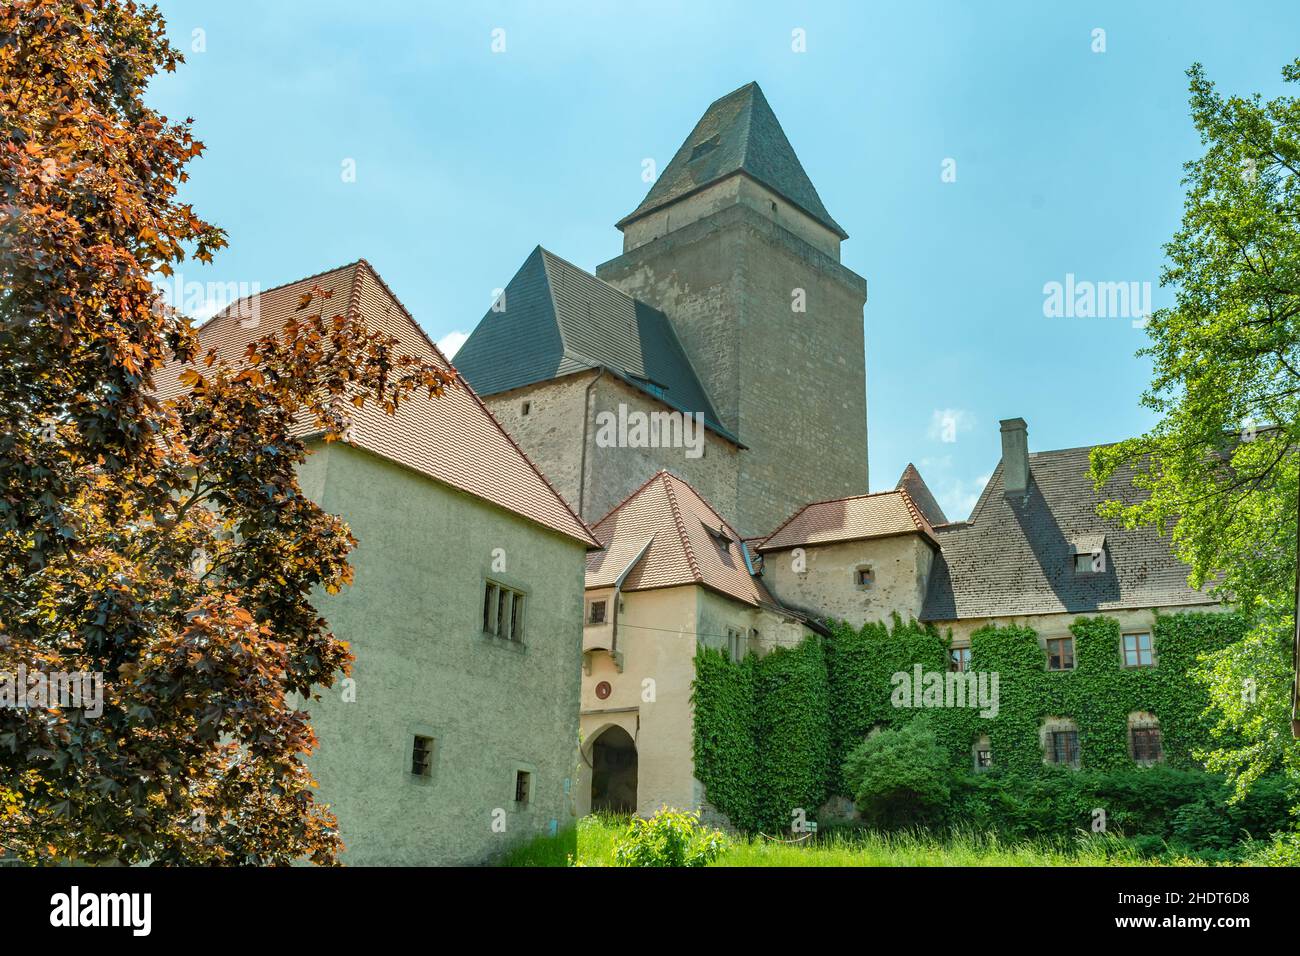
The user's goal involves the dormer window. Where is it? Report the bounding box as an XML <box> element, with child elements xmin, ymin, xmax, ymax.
<box><xmin>689</xmin><ymin>135</ymin><xmax>720</xmax><ymax>162</ymax></box>
<box><xmin>1071</xmin><ymin>534</ymin><xmax>1106</xmax><ymax>573</ymax></box>
<box><xmin>704</xmin><ymin>522</ymin><xmax>731</xmax><ymax>558</ymax></box>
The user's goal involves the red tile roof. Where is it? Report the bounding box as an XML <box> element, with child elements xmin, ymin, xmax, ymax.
<box><xmin>155</xmin><ymin>260</ymin><xmax>599</xmax><ymax>548</ymax></box>
<box><xmin>586</xmin><ymin>470</ymin><xmax>775</xmax><ymax>607</ymax></box>
<box><xmin>757</xmin><ymin>489</ymin><xmax>939</xmax><ymax>552</ymax></box>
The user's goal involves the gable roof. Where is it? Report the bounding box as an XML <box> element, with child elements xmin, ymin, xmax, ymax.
<box><xmin>896</xmin><ymin>463</ymin><xmax>949</xmax><ymax>526</ymax></box>
<box><xmin>586</xmin><ymin>470</ymin><xmax>776</xmax><ymax>608</ymax></box>
<box><xmin>453</xmin><ymin>246</ymin><xmax>738</xmax><ymax>444</ymax></box>
<box><xmin>757</xmin><ymin>489</ymin><xmax>939</xmax><ymax>553</ymax></box>
<box><xmin>617</xmin><ymin>82</ymin><xmax>847</xmax><ymax>239</ymax></box>
<box><xmin>920</xmin><ymin>445</ymin><xmax>1216</xmax><ymax>620</ymax></box>
<box><xmin>155</xmin><ymin>259</ymin><xmax>599</xmax><ymax>548</ymax></box>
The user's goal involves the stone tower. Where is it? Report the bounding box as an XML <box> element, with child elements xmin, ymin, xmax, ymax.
<box><xmin>596</xmin><ymin>82</ymin><xmax>869</xmax><ymax>535</ymax></box>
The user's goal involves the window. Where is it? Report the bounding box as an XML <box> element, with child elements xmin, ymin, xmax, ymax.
<box><xmin>855</xmin><ymin>566</ymin><xmax>875</xmax><ymax>589</ymax></box>
<box><xmin>514</xmin><ymin>770</ymin><xmax>532</xmax><ymax>805</ymax></box>
<box><xmin>705</xmin><ymin>523</ymin><xmax>731</xmax><ymax>558</ymax></box>
<box><xmin>1074</xmin><ymin>553</ymin><xmax>1094</xmax><ymax>573</ymax></box>
<box><xmin>411</xmin><ymin>736</ymin><xmax>434</xmax><ymax>777</ymax></box>
<box><xmin>727</xmin><ymin>628</ymin><xmax>743</xmax><ymax>663</ymax></box>
<box><xmin>587</xmin><ymin>599</ymin><xmax>607</xmax><ymax>625</ymax></box>
<box><xmin>949</xmin><ymin>646</ymin><xmax>971</xmax><ymax>673</ymax></box>
<box><xmin>972</xmin><ymin>734</ymin><xmax>992</xmax><ymax>772</ymax></box>
<box><xmin>1046</xmin><ymin>637</ymin><xmax>1074</xmax><ymax>671</ymax></box>
<box><xmin>483</xmin><ymin>581</ymin><xmax>526</xmax><ymax>642</ymax></box>
<box><xmin>1122</xmin><ymin>632</ymin><xmax>1153</xmax><ymax>668</ymax></box>
<box><xmin>1049</xmin><ymin>730</ymin><xmax>1080</xmax><ymax>766</ymax></box>
<box><xmin>1131</xmin><ymin>726</ymin><xmax>1163</xmax><ymax>763</ymax></box>
<box><xmin>689</xmin><ymin>135</ymin><xmax>720</xmax><ymax>161</ymax></box>
<box><xmin>521</xmin><ymin>401</ymin><xmax>531</xmax><ymax>416</ymax></box>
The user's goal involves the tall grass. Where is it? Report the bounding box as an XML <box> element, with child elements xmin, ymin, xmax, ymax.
<box><xmin>499</xmin><ymin>816</ymin><xmax>1181</xmax><ymax>867</ymax></box>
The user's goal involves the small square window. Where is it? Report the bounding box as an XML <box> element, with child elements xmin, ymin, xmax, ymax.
<box><xmin>1046</xmin><ymin>637</ymin><xmax>1074</xmax><ymax>671</ymax></box>
<box><xmin>1122</xmin><ymin>632</ymin><xmax>1153</xmax><ymax>668</ymax></box>
<box><xmin>856</xmin><ymin>566</ymin><xmax>874</xmax><ymax>589</ymax></box>
<box><xmin>521</xmin><ymin>401</ymin><xmax>532</xmax><ymax>416</ymax></box>
<box><xmin>515</xmin><ymin>770</ymin><xmax>532</xmax><ymax>805</ymax></box>
<box><xmin>411</xmin><ymin>735</ymin><xmax>434</xmax><ymax>777</ymax></box>
<box><xmin>975</xmin><ymin>749</ymin><xmax>992</xmax><ymax>770</ymax></box>
<box><xmin>949</xmin><ymin>646</ymin><xmax>971</xmax><ymax>673</ymax></box>
<box><xmin>587</xmin><ymin>599</ymin><xmax>607</xmax><ymax>625</ymax></box>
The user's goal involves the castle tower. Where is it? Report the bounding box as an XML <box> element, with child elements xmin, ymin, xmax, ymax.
<box><xmin>595</xmin><ymin>82</ymin><xmax>869</xmax><ymax>535</ymax></box>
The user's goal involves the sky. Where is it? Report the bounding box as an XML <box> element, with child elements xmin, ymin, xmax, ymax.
<box><xmin>147</xmin><ymin>0</ymin><xmax>1300</xmax><ymax>522</ymax></box>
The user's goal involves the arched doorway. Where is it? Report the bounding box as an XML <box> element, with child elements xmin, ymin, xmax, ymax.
<box><xmin>590</xmin><ymin>725</ymin><xmax>637</xmax><ymax>814</ymax></box>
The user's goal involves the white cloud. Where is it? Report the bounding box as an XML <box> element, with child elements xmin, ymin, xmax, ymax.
<box><xmin>437</xmin><ymin>330</ymin><xmax>469</xmax><ymax>358</ymax></box>
<box><xmin>927</xmin><ymin>408</ymin><xmax>975</xmax><ymax>444</ymax></box>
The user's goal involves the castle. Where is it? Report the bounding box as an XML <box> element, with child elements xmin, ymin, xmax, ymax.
<box><xmin>166</xmin><ymin>82</ymin><xmax>1223</xmax><ymax>860</ymax></box>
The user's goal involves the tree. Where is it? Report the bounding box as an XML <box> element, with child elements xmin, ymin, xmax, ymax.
<box><xmin>842</xmin><ymin>716</ymin><xmax>951</xmax><ymax>828</ymax></box>
<box><xmin>1090</xmin><ymin>60</ymin><xmax>1300</xmax><ymax>797</ymax></box>
<box><xmin>0</xmin><ymin>0</ymin><xmax>453</xmax><ymax>863</ymax></box>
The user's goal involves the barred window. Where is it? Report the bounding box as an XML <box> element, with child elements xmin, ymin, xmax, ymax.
<box><xmin>515</xmin><ymin>770</ymin><xmax>532</xmax><ymax>805</ymax></box>
<box><xmin>411</xmin><ymin>736</ymin><xmax>434</xmax><ymax>777</ymax></box>
<box><xmin>1050</xmin><ymin>730</ymin><xmax>1079</xmax><ymax>766</ymax></box>
<box><xmin>483</xmin><ymin>580</ymin><xmax>526</xmax><ymax>642</ymax></box>
<box><xmin>1131</xmin><ymin>726</ymin><xmax>1163</xmax><ymax>763</ymax></box>
<box><xmin>587</xmin><ymin>599</ymin><xmax>607</xmax><ymax>625</ymax></box>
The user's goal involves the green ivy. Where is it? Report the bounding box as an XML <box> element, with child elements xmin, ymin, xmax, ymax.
<box><xmin>693</xmin><ymin>610</ymin><xmax>1249</xmax><ymax>832</ymax></box>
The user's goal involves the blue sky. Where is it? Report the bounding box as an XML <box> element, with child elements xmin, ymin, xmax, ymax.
<box><xmin>148</xmin><ymin>0</ymin><xmax>1300</xmax><ymax>522</ymax></box>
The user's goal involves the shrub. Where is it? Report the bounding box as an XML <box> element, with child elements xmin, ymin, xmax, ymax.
<box><xmin>611</xmin><ymin>809</ymin><xmax>729</xmax><ymax>867</ymax></box>
<box><xmin>843</xmin><ymin>716</ymin><xmax>951</xmax><ymax>828</ymax></box>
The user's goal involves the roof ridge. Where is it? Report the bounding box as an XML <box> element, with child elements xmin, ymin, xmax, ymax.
<box><xmin>659</xmin><ymin>469</ymin><xmax>740</xmax><ymax>539</ymax></box>
<box><xmin>198</xmin><ymin>259</ymin><xmax>364</xmax><ymax>331</ymax></box>
<box><xmin>355</xmin><ymin>258</ymin><xmax>599</xmax><ymax>548</ymax></box>
<box><xmin>590</xmin><ymin>467</ymin><xmax>672</xmax><ymax>531</ymax></box>
<box><xmin>659</xmin><ymin>471</ymin><xmax>704</xmax><ymax>584</ymax></box>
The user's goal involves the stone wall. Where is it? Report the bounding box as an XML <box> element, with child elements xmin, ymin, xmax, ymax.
<box><xmin>299</xmin><ymin>441</ymin><xmax>587</xmax><ymax>865</ymax></box>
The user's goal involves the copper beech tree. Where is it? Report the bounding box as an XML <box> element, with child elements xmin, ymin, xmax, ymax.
<box><xmin>0</xmin><ymin>0</ymin><xmax>453</xmax><ymax>863</ymax></box>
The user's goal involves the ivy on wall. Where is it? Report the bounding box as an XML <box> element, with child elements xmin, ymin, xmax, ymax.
<box><xmin>693</xmin><ymin>611</ymin><xmax>1247</xmax><ymax>831</ymax></box>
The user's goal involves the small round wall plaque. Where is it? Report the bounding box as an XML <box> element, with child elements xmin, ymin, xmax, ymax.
<box><xmin>595</xmin><ymin>681</ymin><xmax>612</xmax><ymax>700</ymax></box>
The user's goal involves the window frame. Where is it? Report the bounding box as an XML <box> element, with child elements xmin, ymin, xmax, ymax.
<box><xmin>587</xmin><ymin>599</ymin><xmax>607</xmax><ymax>625</ymax></box>
<box><xmin>1121</xmin><ymin>631</ymin><xmax>1154</xmax><ymax>668</ymax></box>
<box><xmin>1046</xmin><ymin>636</ymin><xmax>1075</xmax><ymax>671</ymax></box>
<box><xmin>483</xmin><ymin>579</ymin><xmax>527</xmax><ymax>643</ymax></box>
<box><xmin>1049</xmin><ymin>729</ymin><xmax>1080</xmax><ymax>767</ymax></box>
<box><xmin>1130</xmin><ymin>725</ymin><xmax>1163</xmax><ymax>763</ymax></box>
<box><xmin>855</xmin><ymin>565</ymin><xmax>875</xmax><ymax>590</ymax></box>
<box><xmin>949</xmin><ymin>646</ymin><xmax>971</xmax><ymax>673</ymax></box>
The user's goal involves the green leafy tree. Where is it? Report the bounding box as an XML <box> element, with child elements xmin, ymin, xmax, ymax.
<box><xmin>0</xmin><ymin>0</ymin><xmax>453</xmax><ymax>863</ymax></box>
<box><xmin>1090</xmin><ymin>60</ymin><xmax>1300</xmax><ymax>796</ymax></box>
<box><xmin>842</xmin><ymin>715</ymin><xmax>951</xmax><ymax>828</ymax></box>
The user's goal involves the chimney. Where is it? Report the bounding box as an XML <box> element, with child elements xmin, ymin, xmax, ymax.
<box><xmin>999</xmin><ymin>418</ymin><xmax>1029</xmax><ymax>498</ymax></box>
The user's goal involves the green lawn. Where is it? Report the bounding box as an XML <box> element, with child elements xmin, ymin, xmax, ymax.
<box><xmin>499</xmin><ymin>814</ymin><xmax>1190</xmax><ymax>867</ymax></box>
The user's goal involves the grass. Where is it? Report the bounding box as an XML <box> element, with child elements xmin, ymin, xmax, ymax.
<box><xmin>499</xmin><ymin>814</ymin><xmax>1186</xmax><ymax>867</ymax></box>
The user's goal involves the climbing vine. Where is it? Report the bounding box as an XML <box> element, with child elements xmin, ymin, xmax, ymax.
<box><xmin>693</xmin><ymin>611</ymin><xmax>1248</xmax><ymax>831</ymax></box>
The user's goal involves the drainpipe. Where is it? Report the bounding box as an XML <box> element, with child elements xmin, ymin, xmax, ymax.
<box><xmin>577</xmin><ymin>368</ymin><xmax>606</xmax><ymax>517</ymax></box>
<box><xmin>609</xmin><ymin>536</ymin><xmax>654</xmax><ymax>670</ymax></box>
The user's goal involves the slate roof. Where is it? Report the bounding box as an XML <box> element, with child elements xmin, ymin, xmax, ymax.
<box><xmin>896</xmin><ymin>463</ymin><xmax>948</xmax><ymax>526</ymax></box>
<box><xmin>616</xmin><ymin>82</ymin><xmax>848</xmax><ymax>239</ymax></box>
<box><xmin>920</xmin><ymin>445</ymin><xmax>1217</xmax><ymax>621</ymax></box>
<box><xmin>586</xmin><ymin>470</ymin><xmax>778</xmax><ymax>608</ymax></box>
<box><xmin>757</xmin><ymin>490</ymin><xmax>939</xmax><ymax>552</ymax></box>
<box><xmin>154</xmin><ymin>259</ymin><xmax>599</xmax><ymax>548</ymax></box>
<box><xmin>453</xmin><ymin>246</ymin><xmax>738</xmax><ymax>444</ymax></box>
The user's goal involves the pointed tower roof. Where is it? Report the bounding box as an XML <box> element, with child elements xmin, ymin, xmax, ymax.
<box><xmin>586</xmin><ymin>470</ymin><xmax>777</xmax><ymax>608</ymax></box>
<box><xmin>896</xmin><ymin>463</ymin><xmax>949</xmax><ymax>526</ymax></box>
<box><xmin>617</xmin><ymin>82</ymin><xmax>847</xmax><ymax>239</ymax></box>
<box><xmin>155</xmin><ymin>259</ymin><xmax>599</xmax><ymax>548</ymax></box>
<box><xmin>454</xmin><ymin>246</ymin><xmax>737</xmax><ymax>443</ymax></box>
